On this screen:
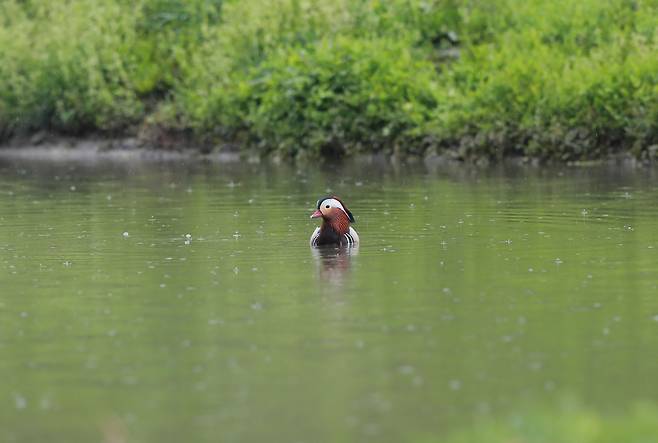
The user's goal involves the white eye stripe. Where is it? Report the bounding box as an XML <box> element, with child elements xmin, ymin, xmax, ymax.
<box><xmin>321</xmin><ymin>198</ymin><xmax>345</xmax><ymax>211</ymax></box>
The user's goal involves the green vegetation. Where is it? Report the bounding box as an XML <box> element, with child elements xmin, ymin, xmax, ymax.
<box><xmin>1</xmin><ymin>0</ymin><xmax>657</xmax><ymax>159</ymax></box>
<box><xmin>436</xmin><ymin>400</ymin><xmax>658</xmax><ymax>443</ymax></box>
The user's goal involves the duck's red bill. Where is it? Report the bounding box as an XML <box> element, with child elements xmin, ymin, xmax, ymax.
<box><xmin>310</xmin><ymin>209</ymin><xmax>323</xmax><ymax>218</ymax></box>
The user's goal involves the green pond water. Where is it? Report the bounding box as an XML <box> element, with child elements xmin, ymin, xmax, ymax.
<box><xmin>0</xmin><ymin>156</ymin><xmax>657</xmax><ymax>442</ymax></box>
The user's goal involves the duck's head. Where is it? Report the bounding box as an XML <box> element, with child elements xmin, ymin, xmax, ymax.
<box><xmin>311</xmin><ymin>196</ymin><xmax>355</xmax><ymax>223</ymax></box>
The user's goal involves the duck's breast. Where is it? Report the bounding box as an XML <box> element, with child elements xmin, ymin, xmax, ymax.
<box><xmin>309</xmin><ymin>227</ymin><xmax>321</xmax><ymax>246</ymax></box>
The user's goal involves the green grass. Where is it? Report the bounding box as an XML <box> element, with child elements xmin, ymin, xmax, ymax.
<box><xmin>1</xmin><ymin>0</ymin><xmax>657</xmax><ymax>159</ymax></box>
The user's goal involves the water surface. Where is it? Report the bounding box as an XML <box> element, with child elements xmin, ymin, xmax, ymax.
<box><xmin>1</xmin><ymin>156</ymin><xmax>657</xmax><ymax>442</ymax></box>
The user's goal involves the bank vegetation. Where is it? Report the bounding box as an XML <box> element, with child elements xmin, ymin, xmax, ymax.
<box><xmin>1</xmin><ymin>0</ymin><xmax>657</xmax><ymax>160</ymax></box>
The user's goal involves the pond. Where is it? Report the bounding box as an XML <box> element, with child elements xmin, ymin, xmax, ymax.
<box><xmin>0</xmin><ymin>154</ymin><xmax>657</xmax><ymax>442</ymax></box>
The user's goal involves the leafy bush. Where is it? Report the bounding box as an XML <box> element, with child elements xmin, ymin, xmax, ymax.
<box><xmin>0</xmin><ymin>1</ymin><xmax>144</xmax><ymax>135</ymax></box>
<box><xmin>429</xmin><ymin>0</ymin><xmax>658</xmax><ymax>159</ymax></box>
<box><xmin>0</xmin><ymin>0</ymin><xmax>221</xmax><ymax>137</ymax></box>
<box><xmin>1</xmin><ymin>0</ymin><xmax>657</xmax><ymax>160</ymax></box>
<box><xmin>245</xmin><ymin>37</ymin><xmax>440</xmax><ymax>156</ymax></box>
<box><xmin>178</xmin><ymin>36</ymin><xmax>439</xmax><ymax>156</ymax></box>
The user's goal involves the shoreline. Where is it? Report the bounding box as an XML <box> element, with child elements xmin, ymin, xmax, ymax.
<box><xmin>0</xmin><ymin>134</ymin><xmax>241</xmax><ymax>164</ymax></box>
<box><xmin>0</xmin><ymin>134</ymin><xmax>654</xmax><ymax>168</ymax></box>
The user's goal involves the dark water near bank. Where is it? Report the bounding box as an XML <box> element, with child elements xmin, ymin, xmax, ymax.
<box><xmin>0</xmin><ymin>156</ymin><xmax>657</xmax><ymax>442</ymax></box>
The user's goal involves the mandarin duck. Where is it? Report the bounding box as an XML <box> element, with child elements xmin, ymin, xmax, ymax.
<box><xmin>310</xmin><ymin>196</ymin><xmax>359</xmax><ymax>246</ymax></box>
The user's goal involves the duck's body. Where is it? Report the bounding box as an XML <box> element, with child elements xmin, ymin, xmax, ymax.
<box><xmin>309</xmin><ymin>196</ymin><xmax>359</xmax><ymax>247</ymax></box>
<box><xmin>310</xmin><ymin>225</ymin><xmax>360</xmax><ymax>247</ymax></box>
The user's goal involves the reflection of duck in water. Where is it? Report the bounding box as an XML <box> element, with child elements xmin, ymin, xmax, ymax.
<box><xmin>310</xmin><ymin>196</ymin><xmax>359</xmax><ymax>246</ymax></box>
<box><xmin>311</xmin><ymin>245</ymin><xmax>358</xmax><ymax>286</ymax></box>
